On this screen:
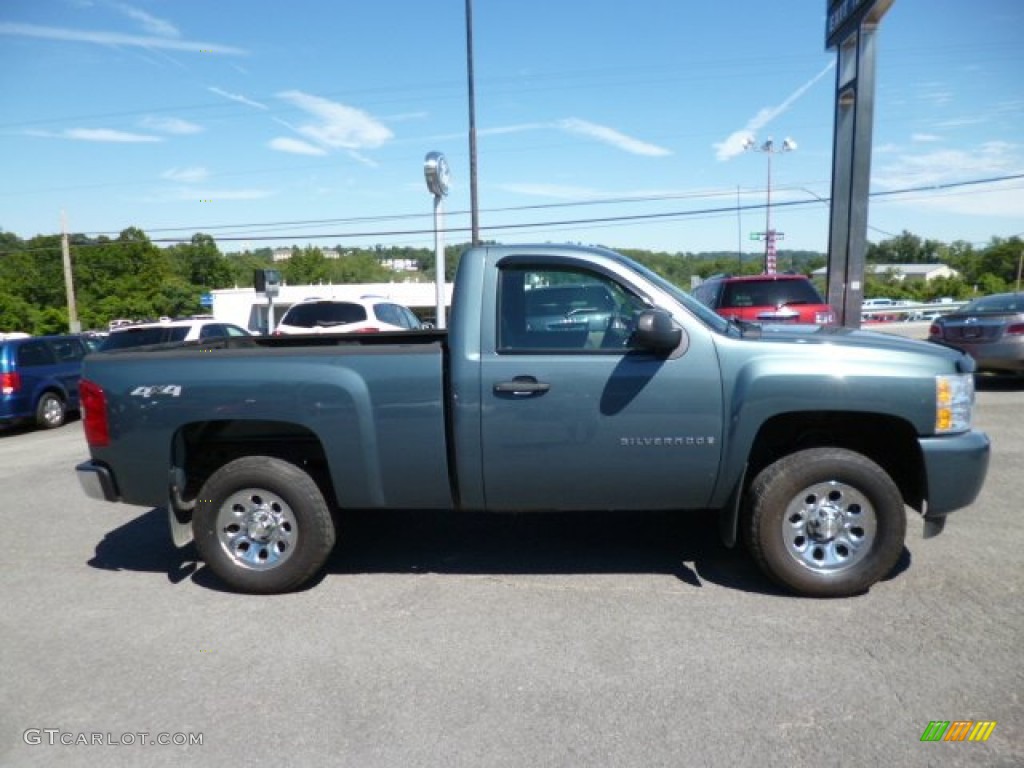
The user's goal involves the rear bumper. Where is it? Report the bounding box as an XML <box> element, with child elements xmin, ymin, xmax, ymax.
<box><xmin>76</xmin><ymin>460</ymin><xmax>120</xmax><ymax>502</ymax></box>
<box><xmin>918</xmin><ymin>429</ymin><xmax>990</xmax><ymax>518</ymax></box>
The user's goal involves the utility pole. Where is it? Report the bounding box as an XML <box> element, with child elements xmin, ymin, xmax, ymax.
<box><xmin>61</xmin><ymin>210</ymin><xmax>81</xmax><ymax>333</ymax></box>
<box><xmin>465</xmin><ymin>0</ymin><xmax>480</xmax><ymax>245</ymax></box>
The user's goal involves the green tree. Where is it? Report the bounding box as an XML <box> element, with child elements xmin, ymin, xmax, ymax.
<box><xmin>167</xmin><ymin>233</ymin><xmax>234</xmax><ymax>289</ymax></box>
<box><xmin>866</xmin><ymin>231</ymin><xmax>944</xmax><ymax>264</ymax></box>
<box><xmin>0</xmin><ymin>291</ymin><xmax>34</xmax><ymax>333</ymax></box>
<box><xmin>282</xmin><ymin>247</ymin><xmax>331</xmax><ymax>285</ymax></box>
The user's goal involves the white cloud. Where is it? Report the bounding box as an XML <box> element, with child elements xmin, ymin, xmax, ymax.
<box><xmin>934</xmin><ymin>116</ymin><xmax>989</xmax><ymax>129</ymax></box>
<box><xmin>276</xmin><ymin>90</ymin><xmax>393</xmax><ymax>150</ymax></box>
<box><xmin>480</xmin><ymin>123</ymin><xmax>547</xmax><ymax>137</ymax></box>
<box><xmin>269</xmin><ymin>137</ymin><xmax>327</xmax><ymax>156</ymax></box>
<box><xmin>162</xmin><ymin>166</ymin><xmax>209</xmax><ymax>183</ymax></box>
<box><xmin>27</xmin><ymin>127</ymin><xmax>161</xmax><ymax>142</ymax></box>
<box><xmin>0</xmin><ymin>22</ymin><xmax>245</xmax><ymax>54</ymax></box>
<box><xmin>557</xmin><ymin>118</ymin><xmax>671</xmax><ymax>157</ymax></box>
<box><xmin>112</xmin><ymin>3</ymin><xmax>179</xmax><ymax>38</ymax></box>
<box><xmin>911</xmin><ymin>133</ymin><xmax>941</xmax><ymax>143</ymax></box>
<box><xmin>347</xmin><ymin>150</ymin><xmax>379</xmax><ymax>168</ymax></box>
<box><xmin>714</xmin><ymin>62</ymin><xmax>835</xmax><ymax>160</ymax></box>
<box><xmin>208</xmin><ymin>87</ymin><xmax>268</xmax><ymax>110</ymax></box>
<box><xmin>873</xmin><ymin>141</ymin><xmax>1018</xmax><ymax>189</ymax></box>
<box><xmin>383</xmin><ymin>111</ymin><xmax>429</xmax><ymax>123</ymax></box>
<box><xmin>141</xmin><ymin>116</ymin><xmax>203</xmax><ymax>134</ymax></box>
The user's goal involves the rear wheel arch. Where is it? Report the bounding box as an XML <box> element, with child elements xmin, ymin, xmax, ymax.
<box><xmin>171</xmin><ymin>419</ymin><xmax>335</xmax><ymax>500</ymax></box>
<box><xmin>168</xmin><ymin>420</ymin><xmax>338</xmax><ymax>542</ymax></box>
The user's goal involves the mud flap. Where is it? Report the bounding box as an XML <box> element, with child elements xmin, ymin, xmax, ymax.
<box><xmin>923</xmin><ymin>515</ymin><xmax>946</xmax><ymax>539</ymax></box>
<box><xmin>168</xmin><ymin>500</ymin><xmax>194</xmax><ymax>548</ymax></box>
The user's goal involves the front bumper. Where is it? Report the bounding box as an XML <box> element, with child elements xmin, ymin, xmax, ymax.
<box><xmin>918</xmin><ymin>429</ymin><xmax>990</xmax><ymax>520</ymax></box>
<box><xmin>76</xmin><ymin>460</ymin><xmax>120</xmax><ymax>502</ymax></box>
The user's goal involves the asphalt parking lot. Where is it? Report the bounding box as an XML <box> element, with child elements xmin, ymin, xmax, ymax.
<box><xmin>1</xmin><ymin>376</ymin><xmax>1022</xmax><ymax>768</ymax></box>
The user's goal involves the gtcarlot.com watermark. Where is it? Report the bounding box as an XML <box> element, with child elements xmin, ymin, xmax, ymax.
<box><xmin>23</xmin><ymin>729</ymin><xmax>203</xmax><ymax>747</ymax></box>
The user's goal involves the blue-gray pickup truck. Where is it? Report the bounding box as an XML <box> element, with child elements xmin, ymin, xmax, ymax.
<box><xmin>76</xmin><ymin>244</ymin><xmax>990</xmax><ymax>597</ymax></box>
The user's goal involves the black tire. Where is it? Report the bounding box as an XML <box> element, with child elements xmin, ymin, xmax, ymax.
<box><xmin>744</xmin><ymin>447</ymin><xmax>906</xmax><ymax>597</ymax></box>
<box><xmin>193</xmin><ymin>456</ymin><xmax>336</xmax><ymax>594</ymax></box>
<box><xmin>35</xmin><ymin>392</ymin><xmax>66</xmax><ymax>430</ymax></box>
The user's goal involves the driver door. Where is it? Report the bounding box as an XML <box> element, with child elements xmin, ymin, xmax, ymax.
<box><xmin>479</xmin><ymin>260</ymin><xmax>723</xmax><ymax>512</ymax></box>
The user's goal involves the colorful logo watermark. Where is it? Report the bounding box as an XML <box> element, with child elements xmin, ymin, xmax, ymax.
<box><xmin>920</xmin><ymin>720</ymin><xmax>997</xmax><ymax>742</ymax></box>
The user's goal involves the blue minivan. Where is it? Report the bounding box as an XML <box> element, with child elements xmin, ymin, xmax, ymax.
<box><xmin>0</xmin><ymin>334</ymin><xmax>95</xmax><ymax>430</ymax></box>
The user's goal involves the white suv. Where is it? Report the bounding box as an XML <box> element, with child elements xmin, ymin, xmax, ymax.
<box><xmin>99</xmin><ymin>317</ymin><xmax>251</xmax><ymax>350</ymax></box>
<box><xmin>274</xmin><ymin>297</ymin><xmax>423</xmax><ymax>335</ymax></box>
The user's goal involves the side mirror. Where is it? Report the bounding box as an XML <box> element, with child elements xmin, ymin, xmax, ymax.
<box><xmin>633</xmin><ymin>309</ymin><xmax>682</xmax><ymax>353</ymax></box>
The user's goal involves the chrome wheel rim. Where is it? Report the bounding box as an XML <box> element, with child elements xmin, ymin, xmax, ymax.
<box><xmin>216</xmin><ymin>488</ymin><xmax>298</xmax><ymax>571</ymax></box>
<box><xmin>41</xmin><ymin>397</ymin><xmax>62</xmax><ymax>426</ymax></box>
<box><xmin>781</xmin><ymin>480</ymin><xmax>876</xmax><ymax>574</ymax></box>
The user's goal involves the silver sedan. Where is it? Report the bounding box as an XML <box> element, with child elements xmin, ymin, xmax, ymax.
<box><xmin>928</xmin><ymin>292</ymin><xmax>1024</xmax><ymax>374</ymax></box>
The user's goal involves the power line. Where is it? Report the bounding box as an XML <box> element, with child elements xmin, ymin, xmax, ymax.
<box><xmin>3</xmin><ymin>173</ymin><xmax>1022</xmax><ymax>255</ymax></box>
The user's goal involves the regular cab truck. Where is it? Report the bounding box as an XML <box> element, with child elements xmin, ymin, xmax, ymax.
<box><xmin>76</xmin><ymin>244</ymin><xmax>990</xmax><ymax>597</ymax></box>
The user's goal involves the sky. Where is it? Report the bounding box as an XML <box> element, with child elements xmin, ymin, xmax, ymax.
<box><xmin>2</xmin><ymin>0</ymin><xmax>1023</xmax><ymax>257</ymax></box>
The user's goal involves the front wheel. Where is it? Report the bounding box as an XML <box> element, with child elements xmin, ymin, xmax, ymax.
<box><xmin>193</xmin><ymin>456</ymin><xmax>336</xmax><ymax>594</ymax></box>
<box><xmin>744</xmin><ymin>447</ymin><xmax>906</xmax><ymax>597</ymax></box>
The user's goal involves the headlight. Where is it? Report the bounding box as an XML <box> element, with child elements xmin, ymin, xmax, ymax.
<box><xmin>935</xmin><ymin>373</ymin><xmax>974</xmax><ymax>433</ymax></box>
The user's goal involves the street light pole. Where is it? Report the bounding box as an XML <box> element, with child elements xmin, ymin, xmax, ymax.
<box><xmin>424</xmin><ymin>152</ymin><xmax>451</xmax><ymax>329</ymax></box>
<box><xmin>744</xmin><ymin>137</ymin><xmax>796</xmax><ymax>274</ymax></box>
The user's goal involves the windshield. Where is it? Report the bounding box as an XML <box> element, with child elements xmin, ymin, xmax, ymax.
<box><xmin>618</xmin><ymin>257</ymin><xmax>732</xmax><ymax>333</ymax></box>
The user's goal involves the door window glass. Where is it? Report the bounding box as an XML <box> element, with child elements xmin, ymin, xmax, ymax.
<box><xmin>498</xmin><ymin>266</ymin><xmax>645</xmax><ymax>352</ymax></box>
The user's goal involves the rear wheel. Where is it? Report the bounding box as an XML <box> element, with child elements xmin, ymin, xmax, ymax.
<box><xmin>744</xmin><ymin>447</ymin><xmax>906</xmax><ymax>597</ymax></box>
<box><xmin>193</xmin><ymin>456</ymin><xmax>336</xmax><ymax>594</ymax></box>
<box><xmin>35</xmin><ymin>392</ymin><xmax>66</xmax><ymax>429</ymax></box>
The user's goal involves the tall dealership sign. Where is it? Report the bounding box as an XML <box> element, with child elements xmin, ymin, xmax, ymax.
<box><xmin>824</xmin><ymin>0</ymin><xmax>894</xmax><ymax>326</ymax></box>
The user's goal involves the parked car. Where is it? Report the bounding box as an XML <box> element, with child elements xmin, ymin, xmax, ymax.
<box><xmin>861</xmin><ymin>297</ymin><xmax>902</xmax><ymax>323</ymax></box>
<box><xmin>99</xmin><ymin>317</ymin><xmax>250</xmax><ymax>351</ymax></box>
<box><xmin>928</xmin><ymin>292</ymin><xmax>1024</xmax><ymax>375</ymax></box>
<box><xmin>0</xmin><ymin>334</ymin><xmax>92</xmax><ymax>429</ymax></box>
<box><xmin>274</xmin><ymin>297</ymin><xmax>423</xmax><ymax>335</ymax></box>
<box><xmin>692</xmin><ymin>274</ymin><xmax>836</xmax><ymax>325</ymax></box>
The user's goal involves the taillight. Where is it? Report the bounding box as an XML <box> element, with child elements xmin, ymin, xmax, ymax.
<box><xmin>353</xmin><ymin>327</ymin><xmax>381</xmax><ymax>333</ymax></box>
<box><xmin>1</xmin><ymin>371</ymin><xmax>20</xmax><ymax>395</ymax></box>
<box><xmin>1007</xmin><ymin>323</ymin><xmax>1024</xmax><ymax>336</ymax></box>
<box><xmin>79</xmin><ymin>379</ymin><xmax>110</xmax><ymax>447</ymax></box>
<box><xmin>928</xmin><ymin>322</ymin><xmax>942</xmax><ymax>337</ymax></box>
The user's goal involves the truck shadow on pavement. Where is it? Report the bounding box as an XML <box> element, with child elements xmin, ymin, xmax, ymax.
<box><xmin>88</xmin><ymin>507</ymin><xmax>911</xmax><ymax>597</ymax></box>
<box><xmin>974</xmin><ymin>373</ymin><xmax>1024</xmax><ymax>392</ymax></box>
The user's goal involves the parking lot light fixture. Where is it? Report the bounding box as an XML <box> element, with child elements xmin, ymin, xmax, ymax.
<box><xmin>744</xmin><ymin>137</ymin><xmax>796</xmax><ymax>274</ymax></box>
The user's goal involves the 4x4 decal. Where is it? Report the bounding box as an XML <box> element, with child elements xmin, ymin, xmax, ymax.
<box><xmin>129</xmin><ymin>385</ymin><xmax>182</xmax><ymax>398</ymax></box>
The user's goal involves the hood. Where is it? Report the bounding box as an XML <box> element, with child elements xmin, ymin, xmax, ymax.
<box><xmin>748</xmin><ymin>323</ymin><xmax>974</xmax><ymax>371</ymax></box>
